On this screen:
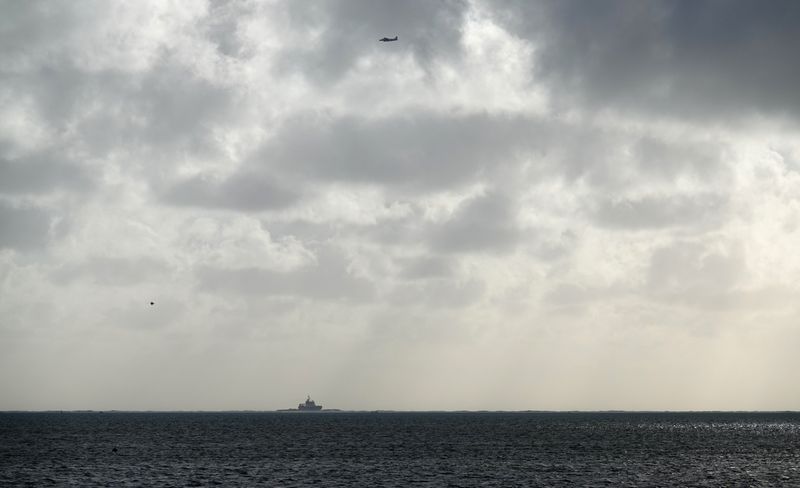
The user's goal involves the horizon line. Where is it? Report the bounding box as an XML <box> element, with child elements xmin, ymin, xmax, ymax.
<box><xmin>3</xmin><ymin>409</ymin><xmax>799</xmax><ymax>414</ymax></box>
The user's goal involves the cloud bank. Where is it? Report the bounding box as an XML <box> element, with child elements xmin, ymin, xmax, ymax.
<box><xmin>2</xmin><ymin>0</ymin><xmax>800</xmax><ymax>411</ymax></box>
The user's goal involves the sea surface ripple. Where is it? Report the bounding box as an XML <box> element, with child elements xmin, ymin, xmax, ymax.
<box><xmin>1</xmin><ymin>411</ymin><xmax>799</xmax><ymax>486</ymax></box>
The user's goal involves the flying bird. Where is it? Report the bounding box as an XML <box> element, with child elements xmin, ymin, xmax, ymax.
<box><xmin>379</xmin><ymin>36</ymin><xmax>398</xmax><ymax>42</ymax></box>
<box><xmin>150</xmin><ymin>301</ymin><xmax>155</xmax><ymax>306</ymax></box>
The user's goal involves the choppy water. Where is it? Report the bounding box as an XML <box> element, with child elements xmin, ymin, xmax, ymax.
<box><xmin>1</xmin><ymin>411</ymin><xmax>799</xmax><ymax>486</ymax></box>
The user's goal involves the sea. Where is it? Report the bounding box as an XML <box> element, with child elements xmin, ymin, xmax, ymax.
<box><xmin>1</xmin><ymin>411</ymin><xmax>799</xmax><ymax>487</ymax></box>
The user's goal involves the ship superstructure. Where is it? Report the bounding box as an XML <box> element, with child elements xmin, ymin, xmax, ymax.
<box><xmin>298</xmin><ymin>396</ymin><xmax>323</xmax><ymax>411</ymax></box>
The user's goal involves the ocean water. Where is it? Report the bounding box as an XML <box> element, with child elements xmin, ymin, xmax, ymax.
<box><xmin>1</xmin><ymin>411</ymin><xmax>799</xmax><ymax>487</ymax></box>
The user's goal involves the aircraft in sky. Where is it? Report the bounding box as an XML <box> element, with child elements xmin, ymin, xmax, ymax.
<box><xmin>379</xmin><ymin>36</ymin><xmax>398</xmax><ymax>42</ymax></box>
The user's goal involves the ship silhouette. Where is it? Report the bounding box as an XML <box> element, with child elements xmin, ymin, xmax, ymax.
<box><xmin>298</xmin><ymin>395</ymin><xmax>323</xmax><ymax>411</ymax></box>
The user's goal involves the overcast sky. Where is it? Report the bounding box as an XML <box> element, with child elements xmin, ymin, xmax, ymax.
<box><xmin>2</xmin><ymin>0</ymin><xmax>800</xmax><ymax>411</ymax></box>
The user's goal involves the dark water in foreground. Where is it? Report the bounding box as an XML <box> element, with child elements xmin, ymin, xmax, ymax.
<box><xmin>1</xmin><ymin>412</ymin><xmax>799</xmax><ymax>487</ymax></box>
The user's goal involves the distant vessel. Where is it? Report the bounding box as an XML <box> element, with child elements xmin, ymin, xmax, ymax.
<box><xmin>298</xmin><ymin>396</ymin><xmax>323</xmax><ymax>411</ymax></box>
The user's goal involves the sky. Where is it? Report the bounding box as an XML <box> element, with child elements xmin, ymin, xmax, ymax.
<box><xmin>2</xmin><ymin>0</ymin><xmax>800</xmax><ymax>411</ymax></box>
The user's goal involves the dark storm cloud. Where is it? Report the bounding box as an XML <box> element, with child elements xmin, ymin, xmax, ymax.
<box><xmin>494</xmin><ymin>0</ymin><xmax>800</xmax><ymax>120</ymax></box>
<box><xmin>302</xmin><ymin>191</ymin><xmax>525</xmax><ymax>257</ymax></box>
<box><xmin>0</xmin><ymin>201</ymin><xmax>50</xmax><ymax>250</ymax></box>
<box><xmin>68</xmin><ymin>65</ymin><xmax>236</xmax><ymax>159</ymax></box>
<box><xmin>396</xmin><ymin>255</ymin><xmax>454</xmax><ymax>280</ymax></box>
<box><xmin>262</xmin><ymin>218</ymin><xmax>341</xmax><ymax>245</ymax></box>
<box><xmin>266</xmin><ymin>112</ymin><xmax>546</xmax><ymax>189</ymax></box>
<box><xmin>164</xmin><ymin>172</ymin><xmax>299</xmax><ymax>212</ymax></box>
<box><xmin>591</xmin><ymin>193</ymin><xmax>727</xmax><ymax>230</ymax></box>
<box><xmin>259</xmin><ymin>108</ymin><xmax>727</xmax><ymax>206</ymax></box>
<box><xmin>632</xmin><ymin>137</ymin><xmax>725</xmax><ymax>181</ymax></box>
<box><xmin>203</xmin><ymin>0</ymin><xmax>253</xmax><ymax>58</ymax></box>
<box><xmin>346</xmin><ymin>214</ymin><xmax>420</xmax><ymax>247</ymax></box>
<box><xmin>0</xmin><ymin>152</ymin><xmax>93</xmax><ymax>195</ymax></box>
<box><xmin>130</xmin><ymin>66</ymin><xmax>235</xmax><ymax>154</ymax></box>
<box><xmin>0</xmin><ymin>1</ymin><xmax>84</xmax><ymax>66</ymax></box>
<box><xmin>3</xmin><ymin>18</ymin><xmax>236</xmax><ymax>160</ymax></box>
<box><xmin>1</xmin><ymin>3</ymin><xmax>122</xmax><ymax>130</ymax></box>
<box><xmin>196</xmin><ymin>247</ymin><xmax>375</xmax><ymax>302</ymax></box>
<box><xmin>2</xmin><ymin>66</ymin><xmax>95</xmax><ymax>134</ymax></box>
<box><xmin>51</xmin><ymin>256</ymin><xmax>169</xmax><ymax>287</ymax></box>
<box><xmin>430</xmin><ymin>192</ymin><xmax>521</xmax><ymax>254</ymax></box>
<box><xmin>2</xmin><ymin>66</ymin><xmax>234</xmax><ymax>167</ymax></box>
<box><xmin>277</xmin><ymin>0</ymin><xmax>467</xmax><ymax>82</ymax></box>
